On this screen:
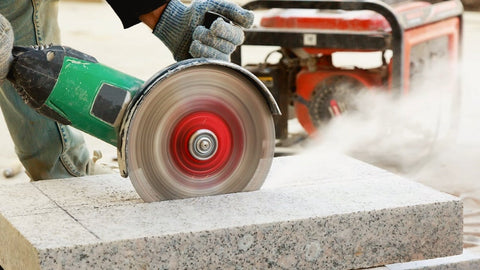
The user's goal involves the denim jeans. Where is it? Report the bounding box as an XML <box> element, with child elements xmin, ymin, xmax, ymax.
<box><xmin>0</xmin><ymin>0</ymin><xmax>90</xmax><ymax>179</ymax></box>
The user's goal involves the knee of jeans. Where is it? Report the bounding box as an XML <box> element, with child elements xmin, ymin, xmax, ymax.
<box><xmin>22</xmin><ymin>158</ymin><xmax>73</xmax><ymax>180</ymax></box>
<box><xmin>57</xmin><ymin>124</ymin><xmax>90</xmax><ymax>177</ymax></box>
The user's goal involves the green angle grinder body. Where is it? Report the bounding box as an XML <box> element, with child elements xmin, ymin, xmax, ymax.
<box><xmin>7</xmin><ymin>45</ymin><xmax>279</xmax><ymax>201</ymax></box>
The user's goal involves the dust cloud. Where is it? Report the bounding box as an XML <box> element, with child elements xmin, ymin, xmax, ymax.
<box><xmin>314</xmin><ymin>78</ymin><xmax>455</xmax><ymax>173</ymax></box>
<box><xmin>296</xmin><ymin>59</ymin><xmax>467</xmax><ymax>192</ymax></box>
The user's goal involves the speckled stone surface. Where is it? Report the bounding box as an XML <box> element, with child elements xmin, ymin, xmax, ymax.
<box><xmin>0</xmin><ymin>154</ymin><xmax>463</xmax><ymax>270</ymax></box>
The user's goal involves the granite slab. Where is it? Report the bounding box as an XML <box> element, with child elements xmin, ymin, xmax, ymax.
<box><xmin>0</xmin><ymin>153</ymin><xmax>463</xmax><ymax>269</ymax></box>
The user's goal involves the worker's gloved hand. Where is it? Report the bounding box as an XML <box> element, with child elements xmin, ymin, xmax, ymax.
<box><xmin>153</xmin><ymin>0</ymin><xmax>254</xmax><ymax>61</ymax></box>
<box><xmin>0</xmin><ymin>13</ymin><xmax>14</xmax><ymax>82</ymax></box>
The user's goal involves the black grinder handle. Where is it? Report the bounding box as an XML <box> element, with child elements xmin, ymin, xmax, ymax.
<box><xmin>202</xmin><ymin>11</ymin><xmax>230</xmax><ymax>28</ymax></box>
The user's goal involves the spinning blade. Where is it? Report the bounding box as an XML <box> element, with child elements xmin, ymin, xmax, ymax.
<box><xmin>126</xmin><ymin>65</ymin><xmax>275</xmax><ymax>201</ymax></box>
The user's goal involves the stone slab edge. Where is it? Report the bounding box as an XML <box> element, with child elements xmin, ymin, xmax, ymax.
<box><xmin>369</xmin><ymin>249</ymin><xmax>480</xmax><ymax>270</ymax></box>
<box><xmin>0</xmin><ymin>215</ymin><xmax>40</xmax><ymax>270</ymax></box>
<box><xmin>22</xmin><ymin>201</ymin><xmax>462</xmax><ymax>269</ymax></box>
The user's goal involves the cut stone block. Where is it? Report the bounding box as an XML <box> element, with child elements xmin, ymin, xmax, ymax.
<box><xmin>0</xmin><ymin>154</ymin><xmax>462</xmax><ymax>270</ymax></box>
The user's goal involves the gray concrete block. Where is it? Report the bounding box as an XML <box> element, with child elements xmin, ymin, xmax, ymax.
<box><xmin>0</xmin><ymin>154</ymin><xmax>462</xmax><ymax>269</ymax></box>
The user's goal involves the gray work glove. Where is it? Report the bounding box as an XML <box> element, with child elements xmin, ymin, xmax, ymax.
<box><xmin>153</xmin><ymin>0</ymin><xmax>254</xmax><ymax>61</ymax></box>
<box><xmin>0</xmin><ymin>13</ymin><xmax>14</xmax><ymax>81</ymax></box>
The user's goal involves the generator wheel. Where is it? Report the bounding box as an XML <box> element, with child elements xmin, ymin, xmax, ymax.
<box><xmin>296</xmin><ymin>75</ymin><xmax>364</xmax><ymax>134</ymax></box>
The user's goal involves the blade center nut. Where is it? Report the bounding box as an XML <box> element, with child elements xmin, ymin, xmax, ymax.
<box><xmin>189</xmin><ymin>129</ymin><xmax>218</xmax><ymax>160</ymax></box>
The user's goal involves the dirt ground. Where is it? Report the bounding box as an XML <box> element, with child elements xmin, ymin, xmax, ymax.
<box><xmin>1</xmin><ymin>1</ymin><xmax>480</xmax><ymax>249</ymax></box>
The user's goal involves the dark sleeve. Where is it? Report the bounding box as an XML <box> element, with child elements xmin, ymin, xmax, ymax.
<box><xmin>105</xmin><ymin>0</ymin><xmax>169</xmax><ymax>28</ymax></box>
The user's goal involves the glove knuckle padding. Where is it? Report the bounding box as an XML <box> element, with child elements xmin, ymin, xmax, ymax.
<box><xmin>189</xmin><ymin>40</ymin><xmax>229</xmax><ymax>61</ymax></box>
<box><xmin>210</xmin><ymin>19</ymin><xmax>244</xmax><ymax>45</ymax></box>
<box><xmin>206</xmin><ymin>0</ymin><xmax>254</xmax><ymax>28</ymax></box>
<box><xmin>193</xmin><ymin>25</ymin><xmax>236</xmax><ymax>54</ymax></box>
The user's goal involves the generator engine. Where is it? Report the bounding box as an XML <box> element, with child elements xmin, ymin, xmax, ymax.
<box><xmin>237</xmin><ymin>0</ymin><xmax>462</xmax><ymax>142</ymax></box>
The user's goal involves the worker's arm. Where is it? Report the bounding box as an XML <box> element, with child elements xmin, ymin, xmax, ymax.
<box><xmin>106</xmin><ymin>0</ymin><xmax>254</xmax><ymax>62</ymax></box>
<box><xmin>105</xmin><ymin>0</ymin><xmax>169</xmax><ymax>29</ymax></box>
<box><xmin>139</xmin><ymin>4</ymin><xmax>168</xmax><ymax>30</ymax></box>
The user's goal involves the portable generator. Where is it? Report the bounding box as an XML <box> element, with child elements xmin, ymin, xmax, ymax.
<box><xmin>233</xmin><ymin>0</ymin><xmax>463</xmax><ymax>142</ymax></box>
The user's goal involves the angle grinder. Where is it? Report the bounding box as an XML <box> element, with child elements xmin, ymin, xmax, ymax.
<box><xmin>6</xmin><ymin>43</ymin><xmax>279</xmax><ymax>201</ymax></box>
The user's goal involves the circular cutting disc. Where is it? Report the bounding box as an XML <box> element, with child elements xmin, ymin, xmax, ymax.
<box><xmin>126</xmin><ymin>65</ymin><xmax>275</xmax><ymax>202</ymax></box>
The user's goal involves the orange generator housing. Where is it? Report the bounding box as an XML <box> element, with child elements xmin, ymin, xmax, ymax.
<box><xmin>233</xmin><ymin>0</ymin><xmax>463</xmax><ymax>140</ymax></box>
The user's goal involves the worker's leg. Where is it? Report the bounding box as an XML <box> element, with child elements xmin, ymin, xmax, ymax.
<box><xmin>0</xmin><ymin>0</ymin><xmax>91</xmax><ymax>179</ymax></box>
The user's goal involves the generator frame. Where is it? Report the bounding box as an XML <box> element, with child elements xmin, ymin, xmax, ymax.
<box><xmin>232</xmin><ymin>0</ymin><xmax>464</xmax><ymax>140</ymax></box>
